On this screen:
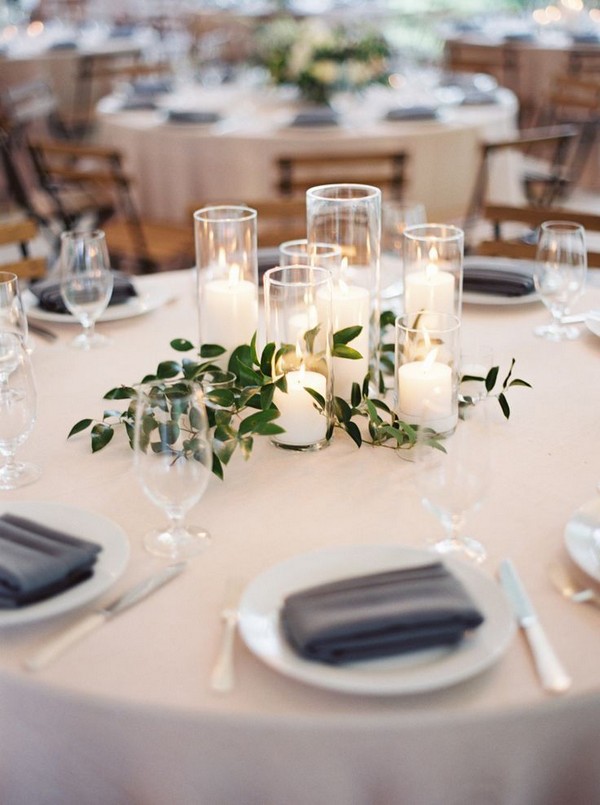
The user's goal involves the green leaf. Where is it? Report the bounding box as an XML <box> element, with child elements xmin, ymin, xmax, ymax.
<box><xmin>170</xmin><ymin>338</ymin><xmax>194</xmax><ymax>352</ymax></box>
<box><xmin>238</xmin><ymin>408</ymin><xmax>280</xmax><ymax>437</ymax></box>
<box><xmin>104</xmin><ymin>386</ymin><xmax>136</xmax><ymax>400</ymax></box>
<box><xmin>350</xmin><ymin>382</ymin><xmax>362</xmax><ymax>408</ymax></box>
<box><xmin>303</xmin><ymin>323</ymin><xmax>321</xmax><ymax>353</ymax></box>
<box><xmin>498</xmin><ymin>392</ymin><xmax>511</xmax><ymax>419</ymax></box>
<box><xmin>485</xmin><ymin>366</ymin><xmax>499</xmax><ymax>392</ymax></box>
<box><xmin>213</xmin><ymin>438</ymin><xmax>237</xmax><ymax>466</ymax></box>
<box><xmin>344</xmin><ymin>420</ymin><xmax>362</xmax><ymax>447</ymax></box>
<box><xmin>332</xmin><ymin>344</ymin><xmax>363</xmax><ymax>360</ymax></box>
<box><xmin>304</xmin><ymin>387</ymin><xmax>325</xmax><ymax>409</ymax></box>
<box><xmin>206</xmin><ymin>389</ymin><xmax>235</xmax><ymax>408</ymax></box>
<box><xmin>68</xmin><ymin>418</ymin><xmax>93</xmax><ymax>438</ymax></box>
<box><xmin>102</xmin><ymin>409</ymin><xmax>122</xmax><ymax>421</ymax></box>
<box><xmin>229</xmin><ymin>344</ymin><xmax>253</xmax><ymax>375</ymax></box>
<box><xmin>260</xmin><ymin>342</ymin><xmax>276</xmax><ymax>377</ymax></box>
<box><xmin>333</xmin><ymin>325</ymin><xmax>363</xmax><ymax>346</ymax></box>
<box><xmin>238</xmin><ymin>435</ymin><xmax>253</xmax><ymax>460</ymax></box>
<box><xmin>249</xmin><ymin>332</ymin><xmax>259</xmax><ymax>366</ymax></box>
<box><xmin>364</xmin><ymin>398</ymin><xmax>380</xmax><ymax>423</ymax></box>
<box><xmin>158</xmin><ymin>422</ymin><xmax>180</xmax><ymax>444</ymax></box>
<box><xmin>200</xmin><ymin>344</ymin><xmax>227</xmax><ymax>358</ymax></box>
<box><xmin>260</xmin><ymin>383</ymin><xmax>275</xmax><ymax>411</ymax></box>
<box><xmin>91</xmin><ymin>423</ymin><xmax>114</xmax><ymax>452</ymax></box>
<box><xmin>156</xmin><ymin>360</ymin><xmax>181</xmax><ymax>380</ymax></box>
<box><xmin>380</xmin><ymin>310</ymin><xmax>396</xmax><ymax>330</ymax></box>
<box><xmin>370</xmin><ymin>398</ymin><xmax>391</xmax><ymax>414</ymax></box>
<box><xmin>252</xmin><ymin>422</ymin><xmax>286</xmax><ymax>436</ymax></box>
<box><xmin>333</xmin><ymin>397</ymin><xmax>352</xmax><ymax>424</ymax></box>
<box><xmin>211</xmin><ymin>453</ymin><xmax>224</xmax><ymax>480</ymax></box>
<box><xmin>509</xmin><ymin>378</ymin><xmax>532</xmax><ymax>388</ymax></box>
<box><xmin>501</xmin><ymin>357</ymin><xmax>516</xmax><ymax>389</ymax></box>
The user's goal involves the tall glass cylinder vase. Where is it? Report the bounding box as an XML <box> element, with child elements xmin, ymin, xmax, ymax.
<box><xmin>306</xmin><ymin>183</ymin><xmax>381</xmax><ymax>400</ymax></box>
<box><xmin>194</xmin><ymin>206</ymin><xmax>259</xmax><ymax>362</ymax></box>
<box><xmin>395</xmin><ymin>311</ymin><xmax>461</xmax><ymax>436</ymax></box>
<box><xmin>264</xmin><ymin>265</ymin><xmax>333</xmax><ymax>451</ymax></box>
<box><xmin>403</xmin><ymin>224</ymin><xmax>463</xmax><ymax>322</ymax></box>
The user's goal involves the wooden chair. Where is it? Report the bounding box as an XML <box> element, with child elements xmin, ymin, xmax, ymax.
<box><xmin>463</xmin><ymin>124</ymin><xmax>580</xmax><ymax>245</ymax></box>
<box><xmin>474</xmin><ymin>203</ymin><xmax>600</xmax><ymax>268</ymax></box>
<box><xmin>0</xmin><ymin>216</ymin><xmax>47</xmax><ymax>279</ymax></box>
<box><xmin>28</xmin><ymin>139</ymin><xmax>194</xmax><ymax>273</ymax></box>
<box><xmin>188</xmin><ymin>198</ymin><xmax>307</xmax><ymax>250</ymax></box>
<box><xmin>276</xmin><ymin>152</ymin><xmax>408</xmax><ymax>200</ymax></box>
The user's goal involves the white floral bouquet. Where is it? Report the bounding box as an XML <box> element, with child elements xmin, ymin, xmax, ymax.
<box><xmin>255</xmin><ymin>18</ymin><xmax>391</xmax><ymax>105</ymax></box>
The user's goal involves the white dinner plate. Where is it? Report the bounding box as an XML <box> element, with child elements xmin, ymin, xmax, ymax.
<box><xmin>564</xmin><ymin>497</ymin><xmax>600</xmax><ymax>583</ymax></box>
<box><xmin>22</xmin><ymin>285</ymin><xmax>172</xmax><ymax>324</ymax></box>
<box><xmin>462</xmin><ymin>257</ymin><xmax>541</xmax><ymax>306</ymax></box>
<box><xmin>585</xmin><ymin>311</ymin><xmax>600</xmax><ymax>338</ymax></box>
<box><xmin>238</xmin><ymin>544</ymin><xmax>515</xmax><ymax>696</ymax></box>
<box><xmin>0</xmin><ymin>501</ymin><xmax>130</xmax><ymax>627</ymax></box>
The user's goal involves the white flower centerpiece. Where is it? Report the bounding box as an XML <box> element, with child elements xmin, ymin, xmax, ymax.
<box><xmin>255</xmin><ymin>18</ymin><xmax>391</xmax><ymax>106</ymax></box>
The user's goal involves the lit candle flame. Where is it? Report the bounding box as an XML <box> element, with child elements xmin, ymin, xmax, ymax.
<box><xmin>228</xmin><ymin>263</ymin><xmax>240</xmax><ymax>286</ymax></box>
<box><xmin>425</xmin><ymin>245</ymin><xmax>439</xmax><ymax>282</ymax></box>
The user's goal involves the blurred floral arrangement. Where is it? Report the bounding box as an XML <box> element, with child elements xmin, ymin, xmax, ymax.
<box><xmin>254</xmin><ymin>18</ymin><xmax>391</xmax><ymax>105</ymax></box>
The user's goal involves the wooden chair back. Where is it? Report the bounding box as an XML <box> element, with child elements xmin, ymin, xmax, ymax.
<box><xmin>0</xmin><ymin>217</ymin><xmax>46</xmax><ymax>279</ymax></box>
<box><xmin>276</xmin><ymin>152</ymin><xmax>408</xmax><ymax>200</ymax></box>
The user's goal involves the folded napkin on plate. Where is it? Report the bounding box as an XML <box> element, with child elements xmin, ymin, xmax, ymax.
<box><xmin>0</xmin><ymin>514</ymin><xmax>102</xmax><ymax>608</ymax></box>
<box><xmin>571</xmin><ymin>33</ymin><xmax>600</xmax><ymax>44</ymax></box>
<box><xmin>463</xmin><ymin>265</ymin><xmax>535</xmax><ymax>296</ymax></box>
<box><xmin>121</xmin><ymin>98</ymin><xmax>158</xmax><ymax>111</ymax></box>
<box><xmin>290</xmin><ymin>108</ymin><xmax>339</xmax><ymax>127</ymax></box>
<box><xmin>166</xmin><ymin>109</ymin><xmax>221</xmax><ymax>124</ymax></box>
<box><xmin>384</xmin><ymin>106</ymin><xmax>439</xmax><ymax>121</ymax></box>
<box><xmin>460</xmin><ymin>90</ymin><xmax>499</xmax><ymax>106</ymax></box>
<box><xmin>130</xmin><ymin>78</ymin><xmax>173</xmax><ymax>97</ymax></box>
<box><xmin>29</xmin><ymin>272</ymin><xmax>137</xmax><ymax>314</ymax></box>
<box><xmin>281</xmin><ymin>561</ymin><xmax>484</xmax><ymax>665</ymax></box>
<box><xmin>48</xmin><ymin>40</ymin><xmax>78</xmax><ymax>50</ymax></box>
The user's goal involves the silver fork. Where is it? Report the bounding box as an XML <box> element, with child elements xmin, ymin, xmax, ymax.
<box><xmin>210</xmin><ymin>579</ymin><xmax>242</xmax><ymax>693</ymax></box>
<box><xmin>549</xmin><ymin>564</ymin><xmax>600</xmax><ymax>608</ymax></box>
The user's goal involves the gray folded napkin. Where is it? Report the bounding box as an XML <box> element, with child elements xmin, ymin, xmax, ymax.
<box><xmin>166</xmin><ymin>110</ymin><xmax>221</xmax><ymax>124</ymax></box>
<box><xmin>130</xmin><ymin>78</ymin><xmax>173</xmax><ymax>97</ymax></box>
<box><xmin>121</xmin><ymin>98</ymin><xmax>158</xmax><ymax>111</ymax></box>
<box><xmin>460</xmin><ymin>90</ymin><xmax>499</xmax><ymax>106</ymax></box>
<box><xmin>29</xmin><ymin>271</ymin><xmax>137</xmax><ymax>314</ymax></box>
<box><xmin>290</xmin><ymin>108</ymin><xmax>338</xmax><ymax>127</ymax></box>
<box><xmin>281</xmin><ymin>561</ymin><xmax>484</xmax><ymax>665</ymax></box>
<box><xmin>463</xmin><ymin>265</ymin><xmax>534</xmax><ymax>296</ymax></box>
<box><xmin>0</xmin><ymin>514</ymin><xmax>102</xmax><ymax>608</ymax></box>
<box><xmin>384</xmin><ymin>106</ymin><xmax>439</xmax><ymax>122</ymax></box>
<box><xmin>571</xmin><ymin>33</ymin><xmax>600</xmax><ymax>44</ymax></box>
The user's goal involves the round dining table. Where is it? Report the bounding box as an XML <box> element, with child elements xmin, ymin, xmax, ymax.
<box><xmin>1</xmin><ymin>263</ymin><xmax>599</xmax><ymax>804</ymax></box>
<box><xmin>94</xmin><ymin>79</ymin><xmax>519</xmax><ymax>226</ymax></box>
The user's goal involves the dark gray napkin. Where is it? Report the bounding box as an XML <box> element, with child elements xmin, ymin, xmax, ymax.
<box><xmin>290</xmin><ymin>108</ymin><xmax>338</xmax><ymax>127</ymax></box>
<box><xmin>281</xmin><ymin>561</ymin><xmax>484</xmax><ymax>665</ymax></box>
<box><xmin>130</xmin><ymin>78</ymin><xmax>173</xmax><ymax>97</ymax></box>
<box><xmin>166</xmin><ymin>110</ymin><xmax>221</xmax><ymax>124</ymax></box>
<box><xmin>0</xmin><ymin>514</ymin><xmax>101</xmax><ymax>608</ymax></box>
<box><xmin>29</xmin><ymin>271</ymin><xmax>137</xmax><ymax>314</ymax></box>
<box><xmin>463</xmin><ymin>265</ymin><xmax>535</xmax><ymax>296</ymax></box>
<box><xmin>121</xmin><ymin>98</ymin><xmax>158</xmax><ymax>111</ymax></box>
<box><xmin>384</xmin><ymin>106</ymin><xmax>439</xmax><ymax>121</ymax></box>
<box><xmin>460</xmin><ymin>90</ymin><xmax>499</xmax><ymax>106</ymax></box>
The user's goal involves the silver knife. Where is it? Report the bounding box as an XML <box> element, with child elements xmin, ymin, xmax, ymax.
<box><xmin>498</xmin><ymin>559</ymin><xmax>571</xmax><ymax>694</ymax></box>
<box><xmin>24</xmin><ymin>562</ymin><xmax>186</xmax><ymax>672</ymax></box>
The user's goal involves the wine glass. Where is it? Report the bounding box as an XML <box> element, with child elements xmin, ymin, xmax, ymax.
<box><xmin>533</xmin><ymin>221</ymin><xmax>587</xmax><ymax>341</ymax></box>
<box><xmin>0</xmin><ymin>332</ymin><xmax>40</xmax><ymax>490</ymax></box>
<box><xmin>59</xmin><ymin>229</ymin><xmax>114</xmax><ymax>349</ymax></box>
<box><xmin>414</xmin><ymin>400</ymin><xmax>491</xmax><ymax>563</ymax></box>
<box><xmin>0</xmin><ymin>271</ymin><xmax>29</xmax><ymax>349</ymax></box>
<box><xmin>133</xmin><ymin>379</ymin><xmax>212</xmax><ymax>559</ymax></box>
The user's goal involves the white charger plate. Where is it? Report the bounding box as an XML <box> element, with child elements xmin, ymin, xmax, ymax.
<box><xmin>564</xmin><ymin>497</ymin><xmax>600</xmax><ymax>583</ymax></box>
<box><xmin>585</xmin><ymin>312</ymin><xmax>600</xmax><ymax>338</ymax></box>
<box><xmin>238</xmin><ymin>544</ymin><xmax>515</xmax><ymax>696</ymax></box>
<box><xmin>23</xmin><ymin>286</ymin><xmax>172</xmax><ymax>324</ymax></box>
<box><xmin>462</xmin><ymin>256</ymin><xmax>540</xmax><ymax>306</ymax></box>
<box><xmin>0</xmin><ymin>501</ymin><xmax>129</xmax><ymax>627</ymax></box>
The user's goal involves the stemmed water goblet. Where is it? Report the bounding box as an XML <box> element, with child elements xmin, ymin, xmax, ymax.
<box><xmin>133</xmin><ymin>379</ymin><xmax>213</xmax><ymax>560</ymax></box>
<box><xmin>59</xmin><ymin>229</ymin><xmax>114</xmax><ymax>350</ymax></box>
<box><xmin>414</xmin><ymin>400</ymin><xmax>491</xmax><ymax>564</ymax></box>
<box><xmin>0</xmin><ymin>332</ymin><xmax>40</xmax><ymax>490</ymax></box>
<box><xmin>0</xmin><ymin>271</ymin><xmax>29</xmax><ymax>349</ymax></box>
<box><xmin>533</xmin><ymin>221</ymin><xmax>587</xmax><ymax>341</ymax></box>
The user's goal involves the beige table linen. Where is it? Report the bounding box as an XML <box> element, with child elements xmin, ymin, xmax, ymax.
<box><xmin>1</xmin><ymin>269</ymin><xmax>600</xmax><ymax>804</ymax></box>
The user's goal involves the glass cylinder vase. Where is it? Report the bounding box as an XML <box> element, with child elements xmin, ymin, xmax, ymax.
<box><xmin>395</xmin><ymin>311</ymin><xmax>461</xmax><ymax>436</ymax></box>
<box><xmin>306</xmin><ymin>183</ymin><xmax>381</xmax><ymax>400</ymax></box>
<box><xmin>194</xmin><ymin>206</ymin><xmax>259</xmax><ymax>361</ymax></box>
<box><xmin>263</xmin><ymin>265</ymin><xmax>333</xmax><ymax>451</ymax></box>
<box><xmin>278</xmin><ymin>239</ymin><xmax>342</xmax><ymax>271</ymax></box>
<box><xmin>402</xmin><ymin>224</ymin><xmax>464</xmax><ymax>321</ymax></box>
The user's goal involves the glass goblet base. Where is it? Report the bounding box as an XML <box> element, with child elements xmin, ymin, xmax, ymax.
<box><xmin>69</xmin><ymin>331</ymin><xmax>111</xmax><ymax>350</ymax></box>
<box><xmin>143</xmin><ymin>524</ymin><xmax>211</xmax><ymax>560</ymax></box>
<box><xmin>0</xmin><ymin>460</ymin><xmax>41</xmax><ymax>490</ymax></box>
<box><xmin>429</xmin><ymin>534</ymin><xmax>486</xmax><ymax>564</ymax></box>
<box><xmin>534</xmin><ymin>322</ymin><xmax>580</xmax><ymax>342</ymax></box>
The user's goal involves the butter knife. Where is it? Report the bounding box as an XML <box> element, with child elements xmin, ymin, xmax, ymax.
<box><xmin>498</xmin><ymin>559</ymin><xmax>571</xmax><ymax>694</ymax></box>
<box><xmin>24</xmin><ymin>562</ymin><xmax>186</xmax><ymax>672</ymax></box>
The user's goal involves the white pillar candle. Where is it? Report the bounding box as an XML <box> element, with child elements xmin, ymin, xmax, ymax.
<box><xmin>273</xmin><ymin>369</ymin><xmax>327</xmax><ymax>447</ymax></box>
<box><xmin>201</xmin><ymin>268</ymin><xmax>258</xmax><ymax>354</ymax></box>
<box><xmin>404</xmin><ymin>262</ymin><xmax>455</xmax><ymax>317</ymax></box>
<box><xmin>318</xmin><ymin>282</ymin><xmax>370</xmax><ymax>400</ymax></box>
<box><xmin>397</xmin><ymin>354</ymin><xmax>456</xmax><ymax>433</ymax></box>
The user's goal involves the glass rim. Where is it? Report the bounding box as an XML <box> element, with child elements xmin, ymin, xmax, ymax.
<box><xmin>60</xmin><ymin>229</ymin><xmax>106</xmax><ymax>242</ymax></box>
<box><xmin>193</xmin><ymin>205</ymin><xmax>257</xmax><ymax>223</ymax></box>
<box><xmin>395</xmin><ymin>311</ymin><xmax>461</xmax><ymax>334</ymax></box>
<box><xmin>403</xmin><ymin>224</ymin><xmax>464</xmax><ymax>243</ymax></box>
<box><xmin>0</xmin><ymin>271</ymin><xmax>18</xmax><ymax>285</ymax></box>
<box><xmin>305</xmin><ymin>183</ymin><xmax>382</xmax><ymax>202</ymax></box>
<box><xmin>278</xmin><ymin>239</ymin><xmax>342</xmax><ymax>255</ymax></box>
<box><xmin>539</xmin><ymin>220</ymin><xmax>585</xmax><ymax>233</ymax></box>
<box><xmin>263</xmin><ymin>264</ymin><xmax>333</xmax><ymax>289</ymax></box>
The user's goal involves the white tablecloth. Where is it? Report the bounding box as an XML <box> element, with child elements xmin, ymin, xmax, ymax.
<box><xmin>1</xmin><ymin>268</ymin><xmax>600</xmax><ymax>804</ymax></box>
<box><xmin>94</xmin><ymin>82</ymin><xmax>519</xmax><ymax>225</ymax></box>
